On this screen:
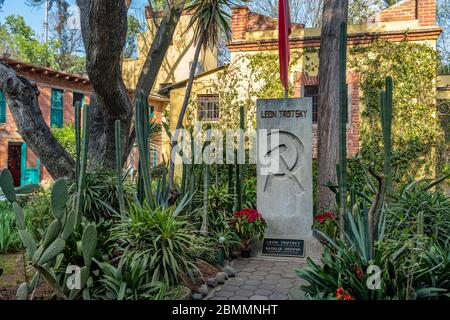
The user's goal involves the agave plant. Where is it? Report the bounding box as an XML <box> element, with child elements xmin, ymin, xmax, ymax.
<box><xmin>109</xmin><ymin>199</ymin><xmax>210</xmax><ymax>286</ymax></box>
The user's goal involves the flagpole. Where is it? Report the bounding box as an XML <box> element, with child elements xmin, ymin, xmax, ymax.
<box><xmin>284</xmin><ymin>0</ymin><xmax>290</xmax><ymax>99</ymax></box>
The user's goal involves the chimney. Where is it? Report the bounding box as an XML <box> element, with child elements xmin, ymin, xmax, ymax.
<box><xmin>417</xmin><ymin>0</ymin><xmax>436</xmax><ymax>27</ymax></box>
<box><xmin>231</xmin><ymin>6</ymin><xmax>250</xmax><ymax>42</ymax></box>
<box><xmin>374</xmin><ymin>0</ymin><xmax>436</xmax><ymax>27</ymax></box>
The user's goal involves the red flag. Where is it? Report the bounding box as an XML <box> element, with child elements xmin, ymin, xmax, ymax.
<box><xmin>279</xmin><ymin>0</ymin><xmax>291</xmax><ymax>94</ymax></box>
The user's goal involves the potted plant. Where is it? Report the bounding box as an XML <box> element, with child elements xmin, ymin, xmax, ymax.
<box><xmin>231</xmin><ymin>208</ymin><xmax>267</xmax><ymax>258</ymax></box>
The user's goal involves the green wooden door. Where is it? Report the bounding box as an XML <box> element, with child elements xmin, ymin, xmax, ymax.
<box><xmin>51</xmin><ymin>89</ymin><xmax>64</xmax><ymax>128</ymax></box>
<box><xmin>0</xmin><ymin>90</ymin><xmax>6</xmax><ymax>123</ymax></box>
<box><xmin>20</xmin><ymin>143</ymin><xmax>41</xmax><ymax>186</ymax></box>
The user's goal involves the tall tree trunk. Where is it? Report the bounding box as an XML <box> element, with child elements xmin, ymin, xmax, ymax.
<box><xmin>124</xmin><ymin>0</ymin><xmax>186</xmax><ymax>163</ymax></box>
<box><xmin>317</xmin><ymin>0</ymin><xmax>348</xmax><ymax>211</ymax></box>
<box><xmin>0</xmin><ymin>0</ymin><xmax>184</xmax><ymax>179</ymax></box>
<box><xmin>169</xmin><ymin>32</ymin><xmax>206</xmax><ymax>187</ymax></box>
<box><xmin>0</xmin><ymin>63</ymin><xmax>75</xmax><ymax>179</ymax></box>
<box><xmin>77</xmin><ymin>0</ymin><xmax>132</xmax><ymax>170</ymax></box>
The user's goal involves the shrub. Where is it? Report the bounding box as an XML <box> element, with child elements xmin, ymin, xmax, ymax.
<box><xmin>110</xmin><ymin>203</ymin><xmax>209</xmax><ymax>286</ymax></box>
<box><xmin>68</xmin><ymin>170</ymin><xmax>134</xmax><ymax>222</ymax></box>
<box><xmin>313</xmin><ymin>211</ymin><xmax>338</xmax><ymax>240</ymax></box>
<box><xmin>52</xmin><ymin>125</ymin><xmax>76</xmax><ymax>158</ymax></box>
<box><xmin>23</xmin><ymin>191</ymin><xmax>53</xmax><ymax>241</ymax></box>
<box><xmin>92</xmin><ymin>255</ymin><xmax>169</xmax><ymax>300</ymax></box>
<box><xmin>385</xmin><ymin>184</ymin><xmax>450</xmax><ymax>248</ymax></box>
<box><xmin>0</xmin><ymin>202</ymin><xmax>20</xmax><ymax>253</ymax></box>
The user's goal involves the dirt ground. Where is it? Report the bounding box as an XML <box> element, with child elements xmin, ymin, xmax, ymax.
<box><xmin>0</xmin><ymin>252</ymin><xmax>54</xmax><ymax>300</ymax></box>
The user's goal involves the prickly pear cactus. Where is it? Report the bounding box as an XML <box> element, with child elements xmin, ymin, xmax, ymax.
<box><xmin>0</xmin><ymin>173</ymin><xmax>96</xmax><ymax>299</ymax></box>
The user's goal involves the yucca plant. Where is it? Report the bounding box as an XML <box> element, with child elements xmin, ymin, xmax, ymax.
<box><xmin>93</xmin><ymin>255</ymin><xmax>167</xmax><ymax>300</ymax></box>
<box><xmin>386</xmin><ymin>179</ymin><xmax>450</xmax><ymax>248</ymax></box>
<box><xmin>110</xmin><ymin>200</ymin><xmax>209</xmax><ymax>286</ymax></box>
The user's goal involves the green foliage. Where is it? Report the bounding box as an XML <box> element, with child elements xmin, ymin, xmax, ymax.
<box><xmin>92</xmin><ymin>256</ymin><xmax>169</xmax><ymax>300</ymax></box>
<box><xmin>242</xmin><ymin>177</ymin><xmax>256</xmax><ymax>209</ymax></box>
<box><xmin>110</xmin><ymin>203</ymin><xmax>209</xmax><ymax>286</ymax></box>
<box><xmin>68</xmin><ymin>170</ymin><xmax>134</xmax><ymax>222</ymax></box>
<box><xmin>349</xmin><ymin>41</ymin><xmax>444</xmax><ymax>184</ymax></box>
<box><xmin>52</xmin><ymin>125</ymin><xmax>76</xmax><ymax>158</ymax></box>
<box><xmin>386</xmin><ymin>183</ymin><xmax>450</xmax><ymax>248</ymax></box>
<box><xmin>24</xmin><ymin>191</ymin><xmax>53</xmax><ymax>241</ymax></box>
<box><xmin>0</xmin><ymin>15</ymin><xmax>57</xmax><ymax>66</ymax></box>
<box><xmin>0</xmin><ymin>202</ymin><xmax>20</xmax><ymax>253</ymax></box>
<box><xmin>123</xmin><ymin>15</ymin><xmax>143</xmax><ymax>59</ymax></box>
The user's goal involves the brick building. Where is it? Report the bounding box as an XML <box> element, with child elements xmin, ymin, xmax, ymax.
<box><xmin>156</xmin><ymin>0</ymin><xmax>441</xmax><ymax>160</ymax></box>
<box><xmin>0</xmin><ymin>57</ymin><xmax>168</xmax><ymax>186</ymax></box>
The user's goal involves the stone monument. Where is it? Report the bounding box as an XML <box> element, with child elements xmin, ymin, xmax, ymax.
<box><xmin>256</xmin><ymin>98</ymin><xmax>322</xmax><ymax>260</ymax></box>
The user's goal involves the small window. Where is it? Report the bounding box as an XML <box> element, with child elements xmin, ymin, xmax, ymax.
<box><xmin>304</xmin><ymin>85</ymin><xmax>319</xmax><ymax>124</ymax></box>
<box><xmin>73</xmin><ymin>92</ymin><xmax>85</xmax><ymax>108</ymax></box>
<box><xmin>304</xmin><ymin>84</ymin><xmax>350</xmax><ymax>124</ymax></box>
<box><xmin>198</xmin><ymin>95</ymin><xmax>219</xmax><ymax>122</ymax></box>
<box><xmin>149</xmin><ymin>106</ymin><xmax>155</xmax><ymax>120</ymax></box>
<box><xmin>50</xmin><ymin>89</ymin><xmax>64</xmax><ymax>128</ymax></box>
<box><xmin>0</xmin><ymin>90</ymin><xmax>6</xmax><ymax>123</ymax></box>
<box><xmin>150</xmin><ymin>148</ymin><xmax>159</xmax><ymax>167</ymax></box>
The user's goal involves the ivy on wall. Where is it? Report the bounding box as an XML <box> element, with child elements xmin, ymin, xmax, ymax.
<box><xmin>349</xmin><ymin>40</ymin><xmax>445</xmax><ymax>185</ymax></box>
<box><xmin>181</xmin><ymin>40</ymin><xmax>446</xmax><ymax>187</ymax></box>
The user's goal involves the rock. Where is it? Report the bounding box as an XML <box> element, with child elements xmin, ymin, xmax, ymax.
<box><xmin>192</xmin><ymin>293</ymin><xmax>203</xmax><ymax>300</ymax></box>
<box><xmin>197</xmin><ymin>284</ymin><xmax>209</xmax><ymax>297</ymax></box>
<box><xmin>207</xmin><ymin>278</ymin><xmax>218</xmax><ymax>288</ymax></box>
<box><xmin>223</xmin><ymin>266</ymin><xmax>236</xmax><ymax>277</ymax></box>
<box><xmin>215</xmin><ymin>272</ymin><xmax>227</xmax><ymax>284</ymax></box>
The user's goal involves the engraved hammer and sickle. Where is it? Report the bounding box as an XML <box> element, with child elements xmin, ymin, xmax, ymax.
<box><xmin>263</xmin><ymin>131</ymin><xmax>305</xmax><ymax>195</ymax></box>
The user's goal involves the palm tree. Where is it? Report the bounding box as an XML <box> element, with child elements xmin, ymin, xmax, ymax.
<box><xmin>169</xmin><ymin>0</ymin><xmax>242</xmax><ymax>186</ymax></box>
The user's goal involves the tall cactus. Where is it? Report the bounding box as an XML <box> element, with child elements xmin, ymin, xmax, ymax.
<box><xmin>227</xmin><ymin>164</ymin><xmax>234</xmax><ymax>213</ymax></box>
<box><xmin>74</xmin><ymin>102</ymin><xmax>82</xmax><ymax>183</ymax></box>
<box><xmin>135</xmin><ymin>97</ymin><xmax>154</xmax><ymax>208</ymax></box>
<box><xmin>115</xmin><ymin>120</ymin><xmax>125</xmax><ymax>213</ymax></box>
<box><xmin>234</xmin><ymin>106</ymin><xmax>245</xmax><ymax>211</ymax></box>
<box><xmin>381</xmin><ymin>77</ymin><xmax>393</xmax><ymax>197</ymax></box>
<box><xmin>338</xmin><ymin>21</ymin><xmax>348</xmax><ymax>240</ymax></box>
<box><xmin>75</xmin><ymin>105</ymin><xmax>90</xmax><ymax>227</ymax></box>
<box><xmin>201</xmin><ymin>125</ymin><xmax>212</xmax><ymax>233</ymax></box>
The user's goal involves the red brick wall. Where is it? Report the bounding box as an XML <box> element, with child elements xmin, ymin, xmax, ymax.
<box><xmin>376</xmin><ymin>0</ymin><xmax>436</xmax><ymax>27</ymax></box>
<box><xmin>0</xmin><ymin>70</ymin><xmax>91</xmax><ymax>184</ymax></box>
<box><xmin>231</xmin><ymin>6</ymin><xmax>250</xmax><ymax>42</ymax></box>
<box><xmin>294</xmin><ymin>72</ymin><xmax>360</xmax><ymax>159</ymax></box>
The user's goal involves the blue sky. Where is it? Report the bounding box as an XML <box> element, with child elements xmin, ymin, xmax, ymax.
<box><xmin>0</xmin><ymin>0</ymin><xmax>149</xmax><ymax>40</ymax></box>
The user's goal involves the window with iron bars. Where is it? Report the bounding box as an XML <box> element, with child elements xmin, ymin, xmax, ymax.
<box><xmin>304</xmin><ymin>84</ymin><xmax>350</xmax><ymax>124</ymax></box>
<box><xmin>304</xmin><ymin>85</ymin><xmax>319</xmax><ymax>123</ymax></box>
<box><xmin>198</xmin><ymin>95</ymin><xmax>220</xmax><ymax>121</ymax></box>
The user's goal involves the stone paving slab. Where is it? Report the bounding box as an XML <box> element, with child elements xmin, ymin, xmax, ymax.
<box><xmin>206</xmin><ymin>258</ymin><xmax>308</xmax><ymax>300</ymax></box>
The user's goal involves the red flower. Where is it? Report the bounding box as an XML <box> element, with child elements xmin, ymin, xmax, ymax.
<box><xmin>336</xmin><ymin>288</ymin><xmax>354</xmax><ymax>300</ymax></box>
<box><xmin>314</xmin><ymin>212</ymin><xmax>336</xmax><ymax>224</ymax></box>
<box><xmin>233</xmin><ymin>208</ymin><xmax>264</xmax><ymax>223</ymax></box>
<box><xmin>343</xmin><ymin>293</ymin><xmax>354</xmax><ymax>301</ymax></box>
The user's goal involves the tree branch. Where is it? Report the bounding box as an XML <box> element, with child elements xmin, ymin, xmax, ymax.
<box><xmin>0</xmin><ymin>62</ymin><xmax>75</xmax><ymax>179</ymax></box>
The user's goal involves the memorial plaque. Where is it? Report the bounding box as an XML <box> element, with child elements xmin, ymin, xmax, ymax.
<box><xmin>256</xmin><ymin>98</ymin><xmax>322</xmax><ymax>259</ymax></box>
<box><xmin>262</xmin><ymin>239</ymin><xmax>305</xmax><ymax>257</ymax></box>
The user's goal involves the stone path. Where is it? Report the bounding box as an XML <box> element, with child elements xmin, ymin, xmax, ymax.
<box><xmin>206</xmin><ymin>258</ymin><xmax>307</xmax><ymax>300</ymax></box>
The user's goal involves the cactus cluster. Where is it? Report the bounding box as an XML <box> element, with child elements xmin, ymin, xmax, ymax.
<box><xmin>0</xmin><ymin>102</ymin><xmax>97</xmax><ymax>300</ymax></box>
<box><xmin>0</xmin><ymin>170</ymin><xmax>97</xmax><ymax>300</ymax></box>
<box><xmin>328</xmin><ymin>23</ymin><xmax>395</xmax><ymax>253</ymax></box>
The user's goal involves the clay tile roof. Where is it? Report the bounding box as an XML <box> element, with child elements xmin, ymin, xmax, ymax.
<box><xmin>0</xmin><ymin>56</ymin><xmax>90</xmax><ymax>85</ymax></box>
